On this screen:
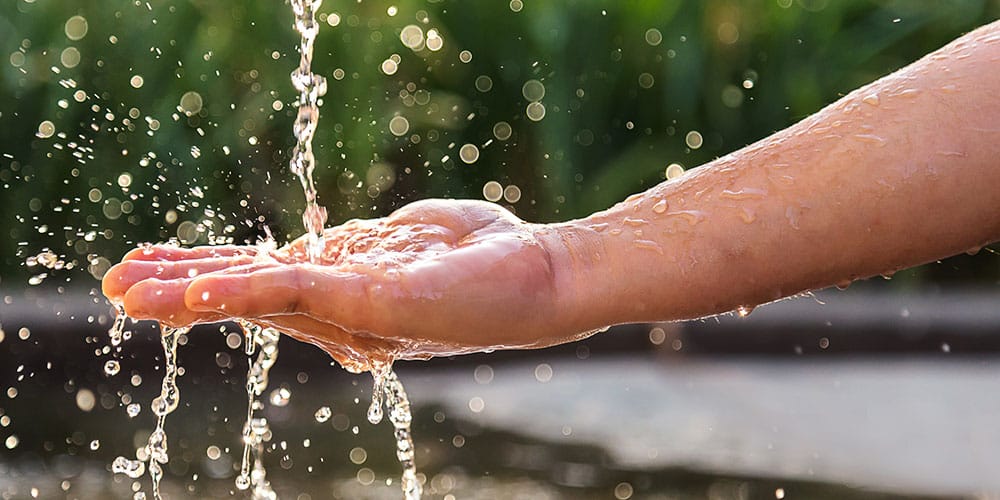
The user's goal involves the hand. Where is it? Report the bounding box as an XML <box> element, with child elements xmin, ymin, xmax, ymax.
<box><xmin>102</xmin><ymin>200</ymin><xmax>593</xmax><ymax>371</ymax></box>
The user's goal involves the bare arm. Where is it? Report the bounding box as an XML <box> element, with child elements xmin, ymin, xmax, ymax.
<box><xmin>543</xmin><ymin>20</ymin><xmax>1000</xmax><ymax>333</ymax></box>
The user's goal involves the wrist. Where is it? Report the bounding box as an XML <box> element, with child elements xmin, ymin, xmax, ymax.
<box><xmin>532</xmin><ymin>216</ymin><xmax>623</xmax><ymax>336</ymax></box>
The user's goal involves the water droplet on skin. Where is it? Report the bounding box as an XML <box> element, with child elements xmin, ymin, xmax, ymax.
<box><xmin>861</xmin><ymin>93</ymin><xmax>880</xmax><ymax>106</ymax></box>
<box><xmin>665</xmin><ymin>210</ymin><xmax>705</xmax><ymax>226</ymax></box>
<box><xmin>966</xmin><ymin>246</ymin><xmax>981</xmax><ymax>256</ymax></box>
<box><xmin>632</xmin><ymin>239</ymin><xmax>663</xmax><ymax>254</ymax></box>
<box><xmin>719</xmin><ymin>187</ymin><xmax>766</xmax><ymax>200</ymax></box>
<box><xmin>736</xmin><ymin>305</ymin><xmax>754</xmax><ymax>317</ymax></box>
<box><xmin>651</xmin><ymin>199</ymin><xmax>668</xmax><ymax>214</ymax></box>
<box><xmin>738</xmin><ymin>207</ymin><xmax>756</xmax><ymax>224</ymax></box>
<box><xmin>854</xmin><ymin>134</ymin><xmax>886</xmax><ymax>146</ymax></box>
<box><xmin>836</xmin><ymin>279</ymin><xmax>852</xmax><ymax>290</ymax></box>
<box><xmin>785</xmin><ymin>207</ymin><xmax>801</xmax><ymax>230</ymax></box>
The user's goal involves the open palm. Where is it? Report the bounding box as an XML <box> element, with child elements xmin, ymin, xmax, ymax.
<box><xmin>103</xmin><ymin>199</ymin><xmax>579</xmax><ymax>371</ymax></box>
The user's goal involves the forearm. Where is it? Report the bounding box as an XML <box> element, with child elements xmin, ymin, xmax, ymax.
<box><xmin>548</xmin><ymin>21</ymin><xmax>1000</xmax><ymax>330</ymax></box>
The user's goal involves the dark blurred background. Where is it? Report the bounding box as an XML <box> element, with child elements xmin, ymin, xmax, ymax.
<box><xmin>2</xmin><ymin>1</ymin><xmax>1000</xmax><ymax>499</ymax></box>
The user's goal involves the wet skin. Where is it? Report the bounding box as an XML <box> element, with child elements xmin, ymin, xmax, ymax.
<box><xmin>102</xmin><ymin>200</ymin><xmax>591</xmax><ymax>371</ymax></box>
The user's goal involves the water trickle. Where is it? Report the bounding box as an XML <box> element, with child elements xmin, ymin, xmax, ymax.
<box><xmin>112</xmin><ymin>324</ymin><xmax>186</xmax><ymax>500</ymax></box>
<box><xmin>289</xmin><ymin>0</ymin><xmax>329</xmax><ymax>263</ymax></box>
<box><xmin>147</xmin><ymin>325</ymin><xmax>185</xmax><ymax>500</ymax></box>
<box><xmin>383</xmin><ymin>369</ymin><xmax>422</xmax><ymax>500</ymax></box>
<box><xmin>367</xmin><ymin>361</ymin><xmax>390</xmax><ymax>424</ymax></box>
<box><xmin>235</xmin><ymin>320</ymin><xmax>280</xmax><ymax>499</ymax></box>
<box><xmin>108</xmin><ymin>303</ymin><xmax>127</xmax><ymax>347</ymax></box>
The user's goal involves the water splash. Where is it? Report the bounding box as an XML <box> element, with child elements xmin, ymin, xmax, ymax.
<box><xmin>371</xmin><ymin>366</ymin><xmax>422</xmax><ymax>500</ymax></box>
<box><xmin>235</xmin><ymin>320</ymin><xmax>280</xmax><ymax>499</ymax></box>
<box><xmin>289</xmin><ymin>0</ymin><xmax>329</xmax><ymax>262</ymax></box>
<box><xmin>108</xmin><ymin>303</ymin><xmax>127</xmax><ymax>347</ymax></box>
<box><xmin>367</xmin><ymin>361</ymin><xmax>391</xmax><ymax>424</ymax></box>
<box><xmin>112</xmin><ymin>324</ymin><xmax>186</xmax><ymax>500</ymax></box>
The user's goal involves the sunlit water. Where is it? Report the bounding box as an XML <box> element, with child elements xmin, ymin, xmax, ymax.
<box><xmin>101</xmin><ymin>1</ymin><xmax>422</xmax><ymax>498</ymax></box>
<box><xmin>289</xmin><ymin>0</ymin><xmax>328</xmax><ymax>263</ymax></box>
<box><xmin>235</xmin><ymin>321</ymin><xmax>279</xmax><ymax>499</ymax></box>
<box><xmin>110</xmin><ymin>314</ymin><xmax>187</xmax><ymax>500</ymax></box>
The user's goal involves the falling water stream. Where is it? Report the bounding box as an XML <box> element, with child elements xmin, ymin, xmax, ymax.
<box><xmin>107</xmin><ymin>1</ymin><xmax>421</xmax><ymax>498</ymax></box>
<box><xmin>289</xmin><ymin>0</ymin><xmax>328</xmax><ymax>263</ymax></box>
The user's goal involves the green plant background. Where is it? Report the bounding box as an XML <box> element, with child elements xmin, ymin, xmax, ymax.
<box><xmin>1</xmin><ymin>0</ymin><xmax>997</xmax><ymax>287</ymax></box>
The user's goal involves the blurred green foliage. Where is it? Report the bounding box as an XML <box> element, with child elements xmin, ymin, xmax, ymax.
<box><xmin>0</xmin><ymin>0</ymin><xmax>997</xmax><ymax>286</ymax></box>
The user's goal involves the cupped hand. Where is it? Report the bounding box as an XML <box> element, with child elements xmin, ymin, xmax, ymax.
<box><xmin>102</xmin><ymin>199</ymin><xmax>593</xmax><ymax>371</ymax></box>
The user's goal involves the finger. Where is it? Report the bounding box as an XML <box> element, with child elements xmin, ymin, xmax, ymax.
<box><xmin>102</xmin><ymin>256</ymin><xmax>258</xmax><ymax>302</ymax></box>
<box><xmin>123</xmin><ymin>244</ymin><xmax>254</xmax><ymax>262</ymax></box>
<box><xmin>122</xmin><ymin>277</ymin><xmax>228</xmax><ymax>327</ymax></box>
<box><xmin>184</xmin><ymin>265</ymin><xmax>375</xmax><ymax>331</ymax></box>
